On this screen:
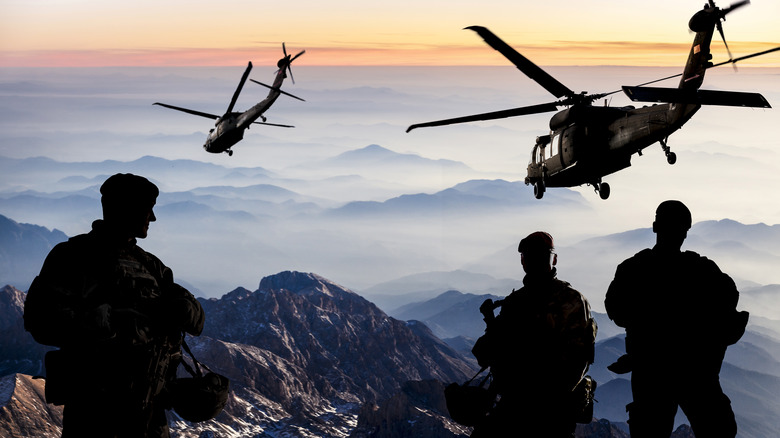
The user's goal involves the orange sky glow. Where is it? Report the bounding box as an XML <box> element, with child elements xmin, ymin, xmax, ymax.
<box><xmin>1</xmin><ymin>0</ymin><xmax>778</xmax><ymax>68</ymax></box>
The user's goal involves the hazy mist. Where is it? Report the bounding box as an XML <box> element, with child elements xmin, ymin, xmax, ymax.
<box><xmin>2</xmin><ymin>65</ymin><xmax>780</xmax><ymax>313</ymax></box>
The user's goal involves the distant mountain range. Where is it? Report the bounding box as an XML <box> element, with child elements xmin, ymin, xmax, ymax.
<box><xmin>0</xmin><ymin>216</ymin><xmax>66</xmax><ymax>291</ymax></box>
<box><xmin>0</xmin><ymin>153</ymin><xmax>591</xmax><ymax>293</ymax></box>
<box><xmin>2</xmin><ymin>153</ymin><xmax>780</xmax><ymax>435</ymax></box>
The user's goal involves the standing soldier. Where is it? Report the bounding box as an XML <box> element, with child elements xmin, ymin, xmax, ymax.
<box><xmin>471</xmin><ymin>231</ymin><xmax>596</xmax><ymax>437</ymax></box>
<box><xmin>24</xmin><ymin>173</ymin><xmax>205</xmax><ymax>438</ymax></box>
<box><xmin>605</xmin><ymin>200</ymin><xmax>748</xmax><ymax>438</ymax></box>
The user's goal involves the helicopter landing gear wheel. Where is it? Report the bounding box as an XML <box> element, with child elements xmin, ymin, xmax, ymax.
<box><xmin>534</xmin><ymin>181</ymin><xmax>546</xmax><ymax>199</ymax></box>
<box><xmin>598</xmin><ymin>182</ymin><xmax>610</xmax><ymax>200</ymax></box>
<box><xmin>228</xmin><ymin>150</ymin><xmax>234</xmax><ymax>157</ymax></box>
<box><xmin>660</xmin><ymin>139</ymin><xmax>676</xmax><ymax>165</ymax></box>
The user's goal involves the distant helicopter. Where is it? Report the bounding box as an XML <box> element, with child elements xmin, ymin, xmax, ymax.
<box><xmin>154</xmin><ymin>44</ymin><xmax>305</xmax><ymax>156</ymax></box>
<box><xmin>407</xmin><ymin>1</ymin><xmax>779</xmax><ymax>199</ymax></box>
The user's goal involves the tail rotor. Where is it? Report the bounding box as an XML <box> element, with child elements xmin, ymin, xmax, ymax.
<box><xmin>707</xmin><ymin>0</ymin><xmax>751</xmax><ymax>65</ymax></box>
<box><xmin>277</xmin><ymin>42</ymin><xmax>306</xmax><ymax>84</ymax></box>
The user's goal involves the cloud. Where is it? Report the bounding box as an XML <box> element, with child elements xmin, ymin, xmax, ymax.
<box><xmin>4</xmin><ymin>41</ymin><xmax>779</xmax><ymax>68</ymax></box>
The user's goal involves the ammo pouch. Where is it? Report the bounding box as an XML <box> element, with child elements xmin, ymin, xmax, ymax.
<box><xmin>44</xmin><ymin>349</ymin><xmax>74</xmax><ymax>406</ymax></box>
<box><xmin>570</xmin><ymin>375</ymin><xmax>597</xmax><ymax>424</ymax></box>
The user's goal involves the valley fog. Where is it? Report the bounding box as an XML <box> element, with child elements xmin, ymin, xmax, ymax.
<box><xmin>2</xmin><ymin>66</ymin><xmax>780</xmax><ymax>314</ymax></box>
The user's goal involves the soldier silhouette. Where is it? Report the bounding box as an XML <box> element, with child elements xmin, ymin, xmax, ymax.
<box><xmin>24</xmin><ymin>173</ymin><xmax>205</xmax><ymax>438</ymax></box>
<box><xmin>470</xmin><ymin>231</ymin><xmax>596</xmax><ymax>437</ymax></box>
<box><xmin>605</xmin><ymin>200</ymin><xmax>748</xmax><ymax>438</ymax></box>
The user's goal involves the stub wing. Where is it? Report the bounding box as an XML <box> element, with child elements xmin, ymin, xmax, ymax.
<box><xmin>622</xmin><ymin>86</ymin><xmax>771</xmax><ymax>108</ymax></box>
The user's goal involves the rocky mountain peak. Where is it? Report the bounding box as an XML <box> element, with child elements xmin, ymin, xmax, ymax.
<box><xmin>258</xmin><ymin>270</ymin><xmax>348</xmax><ymax>298</ymax></box>
<box><xmin>0</xmin><ymin>285</ymin><xmax>25</xmax><ymax>329</ymax></box>
<box><xmin>201</xmin><ymin>271</ymin><xmax>475</xmax><ymax>404</ymax></box>
<box><xmin>0</xmin><ymin>374</ymin><xmax>63</xmax><ymax>437</ymax></box>
<box><xmin>215</xmin><ymin>286</ymin><xmax>253</xmax><ymax>302</ymax></box>
<box><xmin>0</xmin><ymin>285</ymin><xmax>49</xmax><ymax>377</ymax></box>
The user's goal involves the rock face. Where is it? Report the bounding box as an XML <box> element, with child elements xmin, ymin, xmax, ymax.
<box><xmin>198</xmin><ymin>272</ymin><xmax>474</xmax><ymax>403</ymax></box>
<box><xmin>174</xmin><ymin>271</ymin><xmax>477</xmax><ymax>436</ymax></box>
<box><xmin>0</xmin><ymin>374</ymin><xmax>63</xmax><ymax>438</ymax></box>
<box><xmin>349</xmin><ymin>379</ymin><xmax>471</xmax><ymax>438</ymax></box>
<box><xmin>0</xmin><ymin>285</ymin><xmax>50</xmax><ymax>377</ymax></box>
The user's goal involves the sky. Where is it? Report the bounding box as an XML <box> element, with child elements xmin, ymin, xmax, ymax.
<box><xmin>1</xmin><ymin>1</ymin><xmax>780</xmax><ymax>300</ymax></box>
<box><xmin>2</xmin><ymin>0</ymin><xmax>780</xmax><ymax>67</ymax></box>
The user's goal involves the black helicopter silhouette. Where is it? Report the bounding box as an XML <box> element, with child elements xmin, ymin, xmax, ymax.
<box><xmin>407</xmin><ymin>1</ymin><xmax>779</xmax><ymax>199</ymax></box>
<box><xmin>154</xmin><ymin>44</ymin><xmax>305</xmax><ymax>156</ymax></box>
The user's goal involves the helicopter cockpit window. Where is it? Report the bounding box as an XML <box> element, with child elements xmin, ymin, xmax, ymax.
<box><xmin>532</xmin><ymin>145</ymin><xmax>542</xmax><ymax>164</ymax></box>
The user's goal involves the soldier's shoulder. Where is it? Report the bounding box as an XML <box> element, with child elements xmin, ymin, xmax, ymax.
<box><xmin>554</xmin><ymin>278</ymin><xmax>588</xmax><ymax>302</ymax></box>
<box><xmin>132</xmin><ymin>244</ymin><xmax>170</xmax><ymax>277</ymax></box>
<box><xmin>48</xmin><ymin>232</ymin><xmax>92</xmax><ymax>255</ymax></box>
<box><xmin>615</xmin><ymin>248</ymin><xmax>653</xmax><ymax>269</ymax></box>
<box><xmin>682</xmin><ymin>250</ymin><xmax>722</xmax><ymax>272</ymax></box>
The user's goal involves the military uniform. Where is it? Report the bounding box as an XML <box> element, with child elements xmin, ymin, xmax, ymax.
<box><xmin>24</xmin><ymin>220</ymin><xmax>205</xmax><ymax>438</ymax></box>
<box><xmin>472</xmin><ymin>268</ymin><xmax>596</xmax><ymax>437</ymax></box>
<box><xmin>606</xmin><ymin>247</ymin><xmax>744</xmax><ymax>438</ymax></box>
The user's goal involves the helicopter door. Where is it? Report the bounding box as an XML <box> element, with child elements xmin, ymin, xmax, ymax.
<box><xmin>544</xmin><ymin>131</ymin><xmax>565</xmax><ymax>174</ymax></box>
<box><xmin>557</xmin><ymin>125</ymin><xmax>579</xmax><ymax>168</ymax></box>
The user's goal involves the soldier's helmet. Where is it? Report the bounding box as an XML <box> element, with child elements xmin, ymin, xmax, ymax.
<box><xmin>100</xmin><ymin>173</ymin><xmax>159</xmax><ymax>213</ymax></box>
<box><xmin>518</xmin><ymin>231</ymin><xmax>554</xmax><ymax>254</ymax></box>
<box><xmin>653</xmin><ymin>200</ymin><xmax>692</xmax><ymax>233</ymax></box>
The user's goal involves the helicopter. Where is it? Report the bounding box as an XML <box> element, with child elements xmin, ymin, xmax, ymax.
<box><xmin>154</xmin><ymin>44</ymin><xmax>305</xmax><ymax>156</ymax></box>
<box><xmin>407</xmin><ymin>1</ymin><xmax>779</xmax><ymax>199</ymax></box>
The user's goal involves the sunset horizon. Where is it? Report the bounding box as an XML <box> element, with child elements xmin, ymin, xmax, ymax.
<box><xmin>3</xmin><ymin>0</ymin><xmax>778</xmax><ymax>68</ymax></box>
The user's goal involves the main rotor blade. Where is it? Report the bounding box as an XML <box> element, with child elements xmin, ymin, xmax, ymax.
<box><xmin>252</xmin><ymin>121</ymin><xmax>295</xmax><ymax>128</ymax></box>
<box><xmin>622</xmin><ymin>86</ymin><xmax>770</xmax><ymax>108</ymax></box>
<box><xmin>466</xmin><ymin>26</ymin><xmax>574</xmax><ymax>99</ymax></box>
<box><xmin>711</xmin><ymin>46</ymin><xmax>780</xmax><ymax>68</ymax></box>
<box><xmin>406</xmin><ymin>102</ymin><xmax>559</xmax><ymax>132</ymax></box>
<box><xmin>250</xmin><ymin>79</ymin><xmax>306</xmax><ymax>101</ymax></box>
<box><xmin>291</xmin><ymin>50</ymin><xmax>306</xmax><ymax>62</ymax></box>
<box><xmin>153</xmin><ymin>103</ymin><xmax>220</xmax><ymax>120</ymax></box>
<box><xmin>605</xmin><ymin>45</ymin><xmax>780</xmax><ymax>93</ymax></box>
<box><xmin>722</xmin><ymin>0</ymin><xmax>750</xmax><ymax>16</ymax></box>
<box><xmin>226</xmin><ymin>61</ymin><xmax>253</xmax><ymax>114</ymax></box>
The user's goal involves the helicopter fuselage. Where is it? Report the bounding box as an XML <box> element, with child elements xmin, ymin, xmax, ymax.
<box><xmin>406</xmin><ymin>2</ymin><xmax>776</xmax><ymax>200</ymax></box>
<box><xmin>526</xmin><ymin>102</ymin><xmax>700</xmax><ymax>188</ymax></box>
<box><xmin>204</xmin><ymin>74</ymin><xmax>286</xmax><ymax>154</ymax></box>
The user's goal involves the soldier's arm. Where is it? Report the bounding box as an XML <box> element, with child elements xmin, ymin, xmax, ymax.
<box><xmin>167</xmin><ymin>282</ymin><xmax>205</xmax><ymax>335</ymax></box>
<box><xmin>605</xmin><ymin>263</ymin><xmax>632</xmax><ymax>328</ymax></box>
<box><xmin>701</xmin><ymin>258</ymin><xmax>746</xmax><ymax>345</ymax></box>
<box><xmin>156</xmin><ymin>264</ymin><xmax>204</xmax><ymax>335</ymax></box>
<box><xmin>560</xmin><ymin>290</ymin><xmax>595</xmax><ymax>361</ymax></box>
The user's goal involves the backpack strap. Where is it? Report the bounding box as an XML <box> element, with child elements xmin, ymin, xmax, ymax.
<box><xmin>179</xmin><ymin>334</ymin><xmax>216</xmax><ymax>378</ymax></box>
